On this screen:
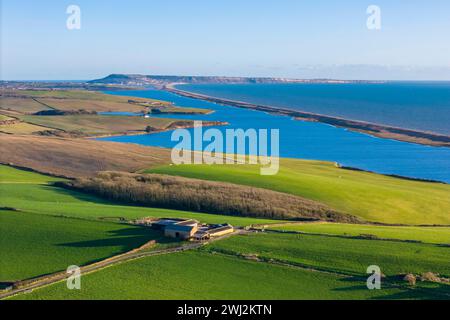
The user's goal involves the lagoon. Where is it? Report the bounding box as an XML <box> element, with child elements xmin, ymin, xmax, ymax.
<box><xmin>98</xmin><ymin>88</ymin><xmax>450</xmax><ymax>183</ymax></box>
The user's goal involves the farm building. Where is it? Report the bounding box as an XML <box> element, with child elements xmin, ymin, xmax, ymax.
<box><xmin>164</xmin><ymin>220</ymin><xmax>199</xmax><ymax>240</ymax></box>
<box><xmin>150</xmin><ymin>218</ymin><xmax>189</xmax><ymax>231</ymax></box>
<box><xmin>208</xmin><ymin>224</ymin><xmax>234</xmax><ymax>237</ymax></box>
<box><xmin>148</xmin><ymin>218</ymin><xmax>233</xmax><ymax>241</ymax></box>
<box><xmin>193</xmin><ymin>224</ymin><xmax>234</xmax><ymax>241</ymax></box>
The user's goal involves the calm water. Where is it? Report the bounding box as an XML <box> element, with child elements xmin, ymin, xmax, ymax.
<box><xmin>179</xmin><ymin>82</ymin><xmax>450</xmax><ymax>135</ymax></box>
<box><xmin>98</xmin><ymin>88</ymin><xmax>450</xmax><ymax>183</ymax></box>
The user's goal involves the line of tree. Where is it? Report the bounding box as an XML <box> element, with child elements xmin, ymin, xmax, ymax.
<box><xmin>56</xmin><ymin>171</ymin><xmax>362</xmax><ymax>223</ymax></box>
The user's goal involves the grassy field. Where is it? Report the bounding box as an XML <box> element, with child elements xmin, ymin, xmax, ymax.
<box><xmin>156</xmin><ymin>106</ymin><xmax>212</xmax><ymax>114</ymax></box>
<box><xmin>19</xmin><ymin>114</ymin><xmax>178</xmax><ymax>136</ymax></box>
<box><xmin>147</xmin><ymin>159</ymin><xmax>450</xmax><ymax>225</ymax></box>
<box><xmin>268</xmin><ymin>223</ymin><xmax>450</xmax><ymax>245</ymax></box>
<box><xmin>1</xmin><ymin>89</ymin><xmax>165</xmax><ymax>104</ymax></box>
<box><xmin>0</xmin><ymin>136</ymin><xmax>172</xmax><ymax>178</ymax></box>
<box><xmin>0</xmin><ymin>164</ymin><xmax>276</xmax><ymax>285</ymax></box>
<box><xmin>63</xmin><ymin>171</ymin><xmax>354</xmax><ymax>222</ymax></box>
<box><xmin>11</xmin><ymin>250</ymin><xmax>441</xmax><ymax>300</ymax></box>
<box><xmin>0</xmin><ymin>122</ymin><xmax>50</xmax><ymax>134</ymax></box>
<box><xmin>1</xmin><ymin>88</ymin><xmax>203</xmax><ymax>137</ymax></box>
<box><xmin>35</xmin><ymin>98</ymin><xmax>146</xmax><ymax>113</ymax></box>
<box><xmin>0</xmin><ymin>115</ymin><xmax>14</xmax><ymax>121</ymax></box>
<box><xmin>204</xmin><ymin>232</ymin><xmax>450</xmax><ymax>277</ymax></box>
<box><xmin>0</xmin><ymin>165</ymin><xmax>62</xmax><ymax>183</ymax></box>
<box><xmin>0</xmin><ymin>165</ymin><xmax>277</xmax><ymax>226</ymax></box>
<box><xmin>0</xmin><ymin>97</ymin><xmax>51</xmax><ymax>113</ymax></box>
<box><xmin>2</xmin><ymin>165</ymin><xmax>449</xmax><ymax>300</ymax></box>
<box><xmin>1</xmin><ymin>90</ymin><xmax>210</xmax><ymax>114</ymax></box>
<box><xmin>0</xmin><ymin>210</ymin><xmax>161</xmax><ymax>282</ymax></box>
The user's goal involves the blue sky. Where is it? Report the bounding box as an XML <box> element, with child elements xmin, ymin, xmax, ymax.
<box><xmin>1</xmin><ymin>0</ymin><xmax>450</xmax><ymax>80</ymax></box>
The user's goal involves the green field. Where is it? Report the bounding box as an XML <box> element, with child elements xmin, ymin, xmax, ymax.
<box><xmin>18</xmin><ymin>114</ymin><xmax>179</xmax><ymax>136</ymax></box>
<box><xmin>0</xmin><ymin>122</ymin><xmax>51</xmax><ymax>134</ymax></box>
<box><xmin>203</xmin><ymin>233</ymin><xmax>450</xmax><ymax>278</ymax></box>
<box><xmin>2</xmin><ymin>165</ymin><xmax>450</xmax><ymax>300</ymax></box>
<box><xmin>0</xmin><ymin>115</ymin><xmax>14</xmax><ymax>121</ymax></box>
<box><xmin>0</xmin><ymin>164</ymin><xmax>273</xmax><ymax>284</ymax></box>
<box><xmin>0</xmin><ymin>165</ymin><xmax>61</xmax><ymax>184</ymax></box>
<box><xmin>156</xmin><ymin>106</ymin><xmax>212</xmax><ymax>114</ymax></box>
<box><xmin>0</xmin><ymin>97</ymin><xmax>52</xmax><ymax>113</ymax></box>
<box><xmin>269</xmin><ymin>223</ymin><xmax>450</xmax><ymax>245</ymax></box>
<box><xmin>1</xmin><ymin>90</ymin><xmax>211</xmax><ymax>115</ymax></box>
<box><xmin>147</xmin><ymin>159</ymin><xmax>450</xmax><ymax>225</ymax></box>
<box><xmin>1</xmin><ymin>90</ymin><xmax>166</xmax><ymax>104</ymax></box>
<box><xmin>0</xmin><ymin>210</ymin><xmax>160</xmax><ymax>282</ymax></box>
<box><xmin>0</xmin><ymin>165</ymin><xmax>276</xmax><ymax>226</ymax></box>
<box><xmin>12</xmin><ymin>251</ymin><xmax>444</xmax><ymax>300</ymax></box>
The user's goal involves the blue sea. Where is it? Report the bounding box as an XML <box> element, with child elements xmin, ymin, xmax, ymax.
<box><xmin>98</xmin><ymin>85</ymin><xmax>450</xmax><ymax>183</ymax></box>
<box><xmin>180</xmin><ymin>82</ymin><xmax>450</xmax><ymax>135</ymax></box>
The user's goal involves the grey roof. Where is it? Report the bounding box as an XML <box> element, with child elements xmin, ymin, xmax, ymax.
<box><xmin>165</xmin><ymin>224</ymin><xmax>196</xmax><ymax>232</ymax></box>
<box><xmin>208</xmin><ymin>224</ymin><xmax>233</xmax><ymax>234</ymax></box>
<box><xmin>153</xmin><ymin>219</ymin><xmax>183</xmax><ymax>226</ymax></box>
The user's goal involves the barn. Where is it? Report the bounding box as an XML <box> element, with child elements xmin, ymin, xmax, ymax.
<box><xmin>163</xmin><ymin>219</ymin><xmax>199</xmax><ymax>240</ymax></box>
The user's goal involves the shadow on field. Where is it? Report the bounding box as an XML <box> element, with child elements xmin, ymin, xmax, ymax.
<box><xmin>0</xmin><ymin>282</ymin><xmax>14</xmax><ymax>290</ymax></box>
<box><xmin>333</xmin><ymin>276</ymin><xmax>450</xmax><ymax>300</ymax></box>
<box><xmin>57</xmin><ymin>226</ymin><xmax>180</xmax><ymax>252</ymax></box>
<box><xmin>376</xmin><ymin>284</ymin><xmax>450</xmax><ymax>300</ymax></box>
<box><xmin>43</xmin><ymin>184</ymin><xmax>114</xmax><ymax>205</ymax></box>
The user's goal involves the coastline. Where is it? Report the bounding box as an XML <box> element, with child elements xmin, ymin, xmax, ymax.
<box><xmin>164</xmin><ymin>83</ymin><xmax>450</xmax><ymax>148</ymax></box>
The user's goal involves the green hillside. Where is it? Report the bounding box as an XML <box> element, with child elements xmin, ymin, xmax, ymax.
<box><xmin>2</xmin><ymin>164</ymin><xmax>449</xmax><ymax>300</ymax></box>
<box><xmin>12</xmin><ymin>251</ymin><xmax>444</xmax><ymax>300</ymax></box>
<box><xmin>0</xmin><ymin>210</ymin><xmax>157</xmax><ymax>282</ymax></box>
<box><xmin>204</xmin><ymin>233</ymin><xmax>450</xmax><ymax>277</ymax></box>
<box><xmin>147</xmin><ymin>159</ymin><xmax>450</xmax><ymax>225</ymax></box>
<box><xmin>0</xmin><ymin>165</ymin><xmax>275</xmax><ymax>226</ymax></box>
<box><xmin>269</xmin><ymin>223</ymin><xmax>450</xmax><ymax>245</ymax></box>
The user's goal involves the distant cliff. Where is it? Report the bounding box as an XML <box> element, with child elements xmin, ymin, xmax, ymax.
<box><xmin>89</xmin><ymin>74</ymin><xmax>371</xmax><ymax>87</ymax></box>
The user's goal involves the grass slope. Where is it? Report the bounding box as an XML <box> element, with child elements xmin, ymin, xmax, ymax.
<box><xmin>19</xmin><ymin>115</ymin><xmax>178</xmax><ymax>136</ymax></box>
<box><xmin>269</xmin><ymin>223</ymin><xmax>450</xmax><ymax>245</ymax></box>
<box><xmin>147</xmin><ymin>159</ymin><xmax>450</xmax><ymax>225</ymax></box>
<box><xmin>0</xmin><ymin>210</ymin><xmax>158</xmax><ymax>282</ymax></box>
<box><xmin>0</xmin><ymin>165</ymin><xmax>275</xmax><ymax>226</ymax></box>
<box><xmin>0</xmin><ymin>136</ymin><xmax>172</xmax><ymax>178</ymax></box>
<box><xmin>1</xmin><ymin>90</ymin><xmax>210</xmax><ymax>114</ymax></box>
<box><xmin>11</xmin><ymin>251</ymin><xmax>436</xmax><ymax>300</ymax></box>
<box><xmin>0</xmin><ymin>97</ymin><xmax>51</xmax><ymax>113</ymax></box>
<box><xmin>0</xmin><ymin>122</ymin><xmax>50</xmax><ymax>135</ymax></box>
<box><xmin>1</xmin><ymin>90</ymin><xmax>166</xmax><ymax>105</ymax></box>
<box><xmin>62</xmin><ymin>171</ymin><xmax>352</xmax><ymax>222</ymax></box>
<box><xmin>0</xmin><ymin>165</ymin><xmax>61</xmax><ymax>184</ymax></box>
<box><xmin>2</xmin><ymin>165</ymin><xmax>449</xmax><ymax>300</ymax></box>
<box><xmin>35</xmin><ymin>98</ymin><xmax>146</xmax><ymax>113</ymax></box>
<box><xmin>204</xmin><ymin>233</ymin><xmax>450</xmax><ymax>277</ymax></box>
<box><xmin>0</xmin><ymin>165</ymin><xmax>272</xmax><ymax>283</ymax></box>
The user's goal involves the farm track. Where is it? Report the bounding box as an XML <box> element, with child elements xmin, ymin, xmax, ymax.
<box><xmin>0</xmin><ymin>230</ymin><xmax>242</xmax><ymax>300</ymax></box>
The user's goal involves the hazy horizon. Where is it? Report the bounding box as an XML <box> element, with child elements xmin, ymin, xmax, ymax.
<box><xmin>3</xmin><ymin>73</ymin><xmax>450</xmax><ymax>82</ymax></box>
